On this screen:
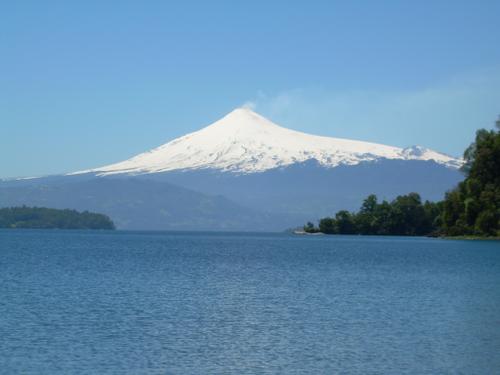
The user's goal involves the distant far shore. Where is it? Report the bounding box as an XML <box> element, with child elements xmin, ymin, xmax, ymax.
<box><xmin>293</xmin><ymin>229</ymin><xmax>499</xmax><ymax>240</ymax></box>
<box><xmin>0</xmin><ymin>206</ymin><xmax>115</xmax><ymax>230</ymax></box>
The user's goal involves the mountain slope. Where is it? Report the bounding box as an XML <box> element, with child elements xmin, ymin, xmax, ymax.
<box><xmin>0</xmin><ymin>177</ymin><xmax>287</xmax><ymax>231</ymax></box>
<box><xmin>2</xmin><ymin>108</ymin><xmax>464</xmax><ymax>231</ymax></box>
<box><xmin>74</xmin><ymin>108</ymin><xmax>461</xmax><ymax>176</ymax></box>
<box><xmin>136</xmin><ymin>158</ymin><xmax>464</xmax><ymax>219</ymax></box>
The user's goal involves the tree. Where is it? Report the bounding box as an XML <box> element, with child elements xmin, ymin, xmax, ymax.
<box><xmin>335</xmin><ymin>210</ymin><xmax>357</xmax><ymax>234</ymax></box>
<box><xmin>305</xmin><ymin>193</ymin><xmax>441</xmax><ymax>236</ymax></box>
<box><xmin>0</xmin><ymin>206</ymin><xmax>115</xmax><ymax>230</ymax></box>
<box><xmin>356</xmin><ymin>195</ymin><xmax>378</xmax><ymax>234</ymax></box>
<box><xmin>441</xmin><ymin>116</ymin><xmax>500</xmax><ymax>236</ymax></box>
<box><xmin>319</xmin><ymin>217</ymin><xmax>336</xmax><ymax>234</ymax></box>
<box><xmin>303</xmin><ymin>116</ymin><xmax>500</xmax><ymax>237</ymax></box>
<box><xmin>303</xmin><ymin>221</ymin><xmax>319</xmax><ymax>233</ymax></box>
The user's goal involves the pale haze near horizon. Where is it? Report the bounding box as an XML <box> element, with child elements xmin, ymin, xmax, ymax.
<box><xmin>1</xmin><ymin>1</ymin><xmax>500</xmax><ymax>178</ymax></box>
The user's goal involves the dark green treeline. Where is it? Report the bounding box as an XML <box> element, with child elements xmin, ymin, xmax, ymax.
<box><xmin>0</xmin><ymin>206</ymin><xmax>115</xmax><ymax>230</ymax></box>
<box><xmin>305</xmin><ymin>118</ymin><xmax>500</xmax><ymax>237</ymax></box>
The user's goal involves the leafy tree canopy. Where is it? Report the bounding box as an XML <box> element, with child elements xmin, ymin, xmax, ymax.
<box><xmin>304</xmin><ymin>117</ymin><xmax>500</xmax><ymax>237</ymax></box>
<box><xmin>0</xmin><ymin>206</ymin><xmax>115</xmax><ymax>230</ymax></box>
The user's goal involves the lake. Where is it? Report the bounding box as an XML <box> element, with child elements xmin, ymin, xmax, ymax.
<box><xmin>1</xmin><ymin>230</ymin><xmax>499</xmax><ymax>374</ymax></box>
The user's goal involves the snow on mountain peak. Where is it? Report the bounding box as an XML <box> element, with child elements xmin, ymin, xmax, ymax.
<box><xmin>205</xmin><ymin>107</ymin><xmax>282</xmax><ymax>132</ymax></box>
<box><xmin>73</xmin><ymin>108</ymin><xmax>462</xmax><ymax>176</ymax></box>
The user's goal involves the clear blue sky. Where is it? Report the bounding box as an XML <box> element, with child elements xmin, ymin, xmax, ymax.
<box><xmin>2</xmin><ymin>0</ymin><xmax>500</xmax><ymax>178</ymax></box>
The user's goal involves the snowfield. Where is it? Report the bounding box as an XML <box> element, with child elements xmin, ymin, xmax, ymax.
<box><xmin>73</xmin><ymin>108</ymin><xmax>462</xmax><ymax>175</ymax></box>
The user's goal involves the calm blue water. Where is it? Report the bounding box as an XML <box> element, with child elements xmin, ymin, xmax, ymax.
<box><xmin>1</xmin><ymin>230</ymin><xmax>499</xmax><ymax>374</ymax></box>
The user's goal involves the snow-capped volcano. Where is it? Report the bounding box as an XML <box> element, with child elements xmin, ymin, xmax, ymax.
<box><xmin>4</xmin><ymin>108</ymin><xmax>464</xmax><ymax>231</ymax></box>
<box><xmin>76</xmin><ymin>108</ymin><xmax>461</xmax><ymax>175</ymax></box>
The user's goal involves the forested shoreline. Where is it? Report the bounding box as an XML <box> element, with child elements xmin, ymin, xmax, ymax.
<box><xmin>0</xmin><ymin>206</ymin><xmax>115</xmax><ymax>230</ymax></box>
<box><xmin>304</xmin><ymin>118</ymin><xmax>500</xmax><ymax>238</ymax></box>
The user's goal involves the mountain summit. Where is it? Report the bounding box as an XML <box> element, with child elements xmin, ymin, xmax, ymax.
<box><xmin>75</xmin><ymin>108</ymin><xmax>461</xmax><ymax>175</ymax></box>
